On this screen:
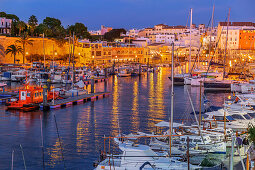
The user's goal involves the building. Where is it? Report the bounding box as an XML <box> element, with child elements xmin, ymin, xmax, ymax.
<box><xmin>101</xmin><ymin>25</ymin><xmax>112</xmax><ymax>35</ymax></box>
<box><xmin>239</xmin><ymin>30</ymin><xmax>255</xmax><ymax>50</ymax></box>
<box><xmin>0</xmin><ymin>17</ymin><xmax>12</xmax><ymax>35</ymax></box>
<box><xmin>149</xmin><ymin>34</ymin><xmax>175</xmax><ymax>44</ymax></box>
<box><xmin>138</xmin><ymin>24</ymin><xmax>188</xmax><ymax>38</ymax></box>
<box><xmin>217</xmin><ymin>22</ymin><xmax>255</xmax><ymax>50</ymax></box>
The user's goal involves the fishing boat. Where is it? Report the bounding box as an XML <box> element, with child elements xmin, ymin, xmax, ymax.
<box><xmin>7</xmin><ymin>85</ymin><xmax>58</xmax><ymax>111</ymax></box>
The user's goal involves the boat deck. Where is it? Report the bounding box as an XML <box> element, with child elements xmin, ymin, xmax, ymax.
<box><xmin>45</xmin><ymin>92</ymin><xmax>110</xmax><ymax>109</ymax></box>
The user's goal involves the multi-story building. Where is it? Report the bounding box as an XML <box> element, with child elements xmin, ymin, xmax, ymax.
<box><xmin>239</xmin><ymin>30</ymin><xmax>255</xmax><ymax>50</ymax></box>
<box><xmin>217</xmin><ymin>22</ymin><xmax>255</xmax><ymax>50</ymax></box>
<box><xmin>149</xmin><ymin>34</ymin><xmax>175</xmax><ymax>44</ymax></box>
<box><xmin>138</xmin><ymin>24</ymin><xmax>188</xmax><ymax>38</ymax></box>
<box><xmin>0</xmin><ymin>17</ymin><xmax>12</xmax><ymax>34</ymax></box>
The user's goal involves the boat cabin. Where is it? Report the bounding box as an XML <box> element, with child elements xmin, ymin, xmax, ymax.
<box><xmin>19</xmin><ymin>86</ymin><xmax>44</xmax><ymax>104</ymax></box>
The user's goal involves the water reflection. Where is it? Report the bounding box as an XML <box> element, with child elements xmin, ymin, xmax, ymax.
<box><xmin>0</xmin><ymin>67</ymin><xmax>231</xmax><ymax>169</ymax></box>
<box><xmin>111</xmin><ymin>75</ymin><xmax>120</xmax><ymax>136</ymax></box>
<box><xmin>131</xmin><ymin>81</ymin><xmax>139</xmax><ymax>131</ymax></box>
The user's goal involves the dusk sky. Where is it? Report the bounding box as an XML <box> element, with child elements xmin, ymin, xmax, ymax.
<box><xmin>1</xmin><ymin>0</ymin><xmax>254</xmax><ymax>30</ymax></box>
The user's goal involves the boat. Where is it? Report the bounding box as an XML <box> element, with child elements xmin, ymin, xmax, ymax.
<box><xmin>11</xmin><ymin>69</ymin><xmax>27</xmax><ymax>82</ymax></box>
<box><xmin>7</xmin><ymin>85</ymin><xmax>58</xmax><ymax>111</ymax></box>
<box><xmin>118</xmin><ymin>69</ymin><xmax>131</xmax><ymax>77</ymax></box>
<box><xmin>94</xmin><ymin>142</ymin><xmax>201</xmax><ymax>170</ymax></box>
<box><xmin>168</xmin><ymin>73</ymin><xmax>190</xmax><ymax>85</ymax></box>
<box><xmin>204</xmin><ymin>80</ymin><xmax>232</xmax><ymax>92</ymax></box>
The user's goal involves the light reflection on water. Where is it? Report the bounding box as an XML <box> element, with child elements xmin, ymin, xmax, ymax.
<box><xmin>0</xmin><ymin>67</ymin><xmax>230</xmax><ymax>169</ymax></box>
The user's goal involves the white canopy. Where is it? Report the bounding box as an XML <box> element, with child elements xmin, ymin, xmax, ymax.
<box><xmin>155</xmin><ymin>121</ymin><xmax>184</xmax><ymax>128</ymax></box>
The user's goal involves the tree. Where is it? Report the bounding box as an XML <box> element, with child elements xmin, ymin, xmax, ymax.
<box><xmin>67</xmin><ymin>23</ymin><xmax>91</xmax><ymax>39</ymax></box>
<box><xmin>0</xmin><ymin>12</ymin><xmax>19</xmax><ymax>22</ymax></box>
<box><xmin>0</xmin><ymin>44</ymin><xmax>4</xmax><ymax>58</ymax></box>
<box><xmin>28</xmin><ymin>15</ymin><xmax>38</xmax><ymax>36</ymax></box>
<box><xmin>5</xmin><ymin>44</ymin><xmax>23</xmax><ymax>64</ymax></box>
<box><xmin>34</xmin><ymin>17</ymin><xmax>66</xmax><ymax>38</ymax></box>
<box><xmin>17</xmin><ymin>21</ymin><xmax>27</xmax><ymax>36</ymax></box>
<box><xmin>43</xmin><ymin>17</ymin><xmax>66</xmax><ymax>38</ymax></box>
<box><xmin>34</xmin><ymin>23</ymin><xmax>50</xmax><ymax>36</ymax></box>
<box><xmin>104</xmin><ymin>29</ymin><xmax>126</xmax><ymax>42</ymax></box>
<box><xmin>15</xmin><ymin>32</ymin><xmax>33</xmax><ymax>63</ymax></box>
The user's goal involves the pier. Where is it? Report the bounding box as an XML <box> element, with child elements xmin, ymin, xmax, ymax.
<box><xmin>42</xmin><ymin>92</ymin><xmax>110</xmax><ymax>110</ymax></box>
<box><xmin>83</xmin><ymin>78</ymin><xmax>107</xmax><ymax>85</ymax></box>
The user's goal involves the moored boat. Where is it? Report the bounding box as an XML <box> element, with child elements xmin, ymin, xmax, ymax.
<box><xmin>7</xmin><ymin>85</ymin><xmax>58</xmax><ymax>111</ymax></box>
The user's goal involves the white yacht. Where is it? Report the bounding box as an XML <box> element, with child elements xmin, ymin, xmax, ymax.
<box><xmin>95</xmin><ymin>142</ymin><xmax>200</xmax><ymax>170</ymax></box>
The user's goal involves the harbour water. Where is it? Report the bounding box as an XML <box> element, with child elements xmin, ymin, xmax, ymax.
<box><xmin>0</xmin><ymin>67</ymin><xmax>230</xmax><ymax>169</ymax></box>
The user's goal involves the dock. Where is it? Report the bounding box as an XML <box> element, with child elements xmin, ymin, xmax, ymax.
<box><xmin>0</xmin><ymin>91</ymin><xmax>18</xmax><ymax>103</ymax></box>
<box><xmin>0</xmin><ymin>91</ymin><xmax>18</xmax><ymax>97</ymax></box>
<box><xmin>43</xmin><ymin>92</ymin><xmax>110</xmax><ymax>110</ymax></box>
<box><xmin>83</xmin><ymin>77</ymin><xmax>107</xmax><ymax>85</ymax></box>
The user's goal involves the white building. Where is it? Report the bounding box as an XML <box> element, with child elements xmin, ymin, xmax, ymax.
<box><xmin>138</xmin><ymin>24</ymin><xmax>188</xmax><ymax>38</ymax></box>
<box><xmin>0</xmin><ymin>17</ymin><xmax>12</xmax><ymax>34</ymax></box>
<box><xmin>217</xmin><ymin>22</ymin><xmax>255</xmax><ymax>50</ymax></box>
<box><xmin>150</xmin><ymin>34</ymin><xmax>175</xmax><ymax>44</ymax></box>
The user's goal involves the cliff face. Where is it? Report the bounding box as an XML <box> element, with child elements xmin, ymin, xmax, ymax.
<box><xmin>0</xmin><ymin>36</ymin><xmax>72</xmax><ymax>64</ymax></box>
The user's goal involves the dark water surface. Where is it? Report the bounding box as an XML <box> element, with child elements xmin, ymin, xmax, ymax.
<box><xmin>0</xmin><ymin>68</ymin><xmax>230</xmax><ymax>169</ymax></box>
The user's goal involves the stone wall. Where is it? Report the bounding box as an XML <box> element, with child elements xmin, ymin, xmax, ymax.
<box><xmin>0</xmin><ymin>36</ymin><xmax>90</xmax><ymax>64</ymax></box>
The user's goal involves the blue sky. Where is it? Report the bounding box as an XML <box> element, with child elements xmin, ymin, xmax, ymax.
<box><xmin>1</xmin><ymin>0</ymin><xmax>254</xmax><ymax>30</ymax></box>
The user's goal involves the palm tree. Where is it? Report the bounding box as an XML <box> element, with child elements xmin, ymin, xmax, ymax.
<box><xmin>5</xmin><ymin>45</ymin><xmax>23</xmax><ymax>64</ymax></box>
<box><xmin>16</xmin><ymin>32</ymin><xmax>33</xmax><ymax>63</ymax></box>
<box><xmin>0</xmin><ymin>44</ymin><xmax>4</xmax><ymax>57</ymax></box>
<box><xmin>17</xmin><ymin>21</ymin><xmax>26</xmax><ymax>36</ymax></box>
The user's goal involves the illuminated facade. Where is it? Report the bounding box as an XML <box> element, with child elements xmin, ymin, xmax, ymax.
<box><xmin>239</xmin><ymin>30</ymin><xmax>255</xmax><ymax>50</ymax></box>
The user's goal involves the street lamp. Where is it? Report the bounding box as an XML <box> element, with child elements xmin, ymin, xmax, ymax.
<box><xmin>92</xmin><ymin>56</ymin><xmax>95</xmax><ymax>66</ymax></box>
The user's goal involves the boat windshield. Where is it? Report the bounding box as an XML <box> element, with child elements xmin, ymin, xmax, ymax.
<box><xmin>231</xmin><ymin>114</ymin><xmax>245</xmax><ymax>120</ymax></box>
<box><xmin>243</xmin><ymin>114</ymin><xmax>252</xmax><ymax>120</ymax></box>
<box><xmin>226</xmin><ymin>116</ymin><xmax>235</xmax><ymax>121</ymax></box>
<box><xmin>214</xmin><ymin>116</ymin><xmax>224</xmax><ymax>121</ymax></box>
<box><xmin>248</xmin><ymin>112</ymin><xmax>255</xmax><ymax>118</ymax></box>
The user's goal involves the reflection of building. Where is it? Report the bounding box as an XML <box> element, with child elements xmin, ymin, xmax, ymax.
<box><xmin>0</xmin><ymin>17</ymin><xmax>12</xmax><ymax>34</ymax></box>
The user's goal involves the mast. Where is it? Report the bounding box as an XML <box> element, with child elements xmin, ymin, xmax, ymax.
<box><xmin>169</xmin><ymin>42</ymin><xmax>174</xmax><ymax>156</ymax></box>
<box><xmin>43</xmin><ymin>33</ymin><xmax>45</xmax><ymax>69</ymax></box>
<box><xmin>53</xmin><ymin>44</ymin><xmax>54</xmax><ymax>72</ymax></box>
<box><xmin>72</xmin><ymin>32</ymin><xmax>75</xmax><ymax>86</ymax></box>
<box><xmin>208</xmin><ymin>5</ymin><xmax>215</xmax><ymax>65</ymax></box>
<box><xmin>223</xmin><ymin>8</ymin><xmax>231</xmax><ymax>80</ymax></box>
<box><xmin>199</xmin><ymin>81</ymin><xmax>202</xmax><ymax>131</ymax></box>
<box><xmin>66</xmin><ymin>35</ymin><xmax>71</xmax><ymax>86</ymax></box>
<box><xmin>189</xmin><ymin>8</ymin><xmax>192</xmax><ymax>74</ymax></box>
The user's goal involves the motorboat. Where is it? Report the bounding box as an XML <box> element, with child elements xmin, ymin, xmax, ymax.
<box><xmin>95</xmin><ymin>142</ymin><xmax>201</xmax><ymax>170</ymax></box>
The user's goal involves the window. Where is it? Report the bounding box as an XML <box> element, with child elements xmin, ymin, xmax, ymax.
<box><xmin>35</xmin><ymin>93</ymin><xmax>37</xmax><ymax>97</ymax></box>
<box><xmin>243</xmin><ymin>114</ymin><xmax>252</xmax><ymax>120</ymax></box>
<box><xmin>27</xmin><ymin>93</ymin><xmax>30</xmax><ymax>97</ymax></box>
<box><xmin>193</xmin><ymin>139</ymin><xmax>202</xmax><ymax>142</ymax></box>
<box><xmin>231</xmin><ymin>114</ymin><xmax>244</xmax><ymax>120</ymax></box>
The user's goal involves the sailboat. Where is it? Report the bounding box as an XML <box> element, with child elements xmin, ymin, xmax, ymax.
<box><xmin>170</xmin><ymin>9</ymin><xmax>193</xmax><ymax>86</ymax></box>
<box><xmin>95</xmin><ymin>43</ymin><xmax>202</xmax><ymax>169</ymax></box>
<box><xmin>204</xmin><ymin>9</ymin><xmax>232</xmax><ymax>92</ymax></box>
